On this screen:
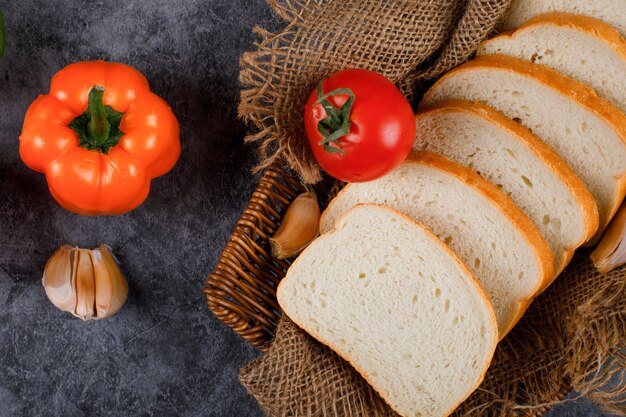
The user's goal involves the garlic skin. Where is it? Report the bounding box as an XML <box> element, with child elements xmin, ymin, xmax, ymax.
<box><xmin>75</xmin><ymin>249</ymin><xmax>96</xmax><ymax>319</ymax></box>
<box><xmin>591</xmin><ymin>204</ymin><xmax>626</xmax><ymax>273</ymax></box>
<box><xmin>42</xmin><ymin>245</ymin><xmax>128</xmax><ymax>320</ymax></box>
<box><xmin>92</xmin><ymin>246</ymin><xmax>128</xmax><ymax>318</ymax></box>
<box><xmin>270</xmin><ymin>191</ymin><xmax>321</xmax><ymax>259</ymax></box>
<box><xmin>42</xmin><ymin>246</ymin><xmax>76</xmax><ymax>312</ymax></box>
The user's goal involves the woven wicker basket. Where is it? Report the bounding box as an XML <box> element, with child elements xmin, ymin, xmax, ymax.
<box><xmin>203</xmin><ymin>167</ymin><xmax>565</xmax><ymax>413</ymax></box>
<box><xmin>204</xmin><ymin>165</ymin><xmax>329</xmax><ymax>350</ymax></box>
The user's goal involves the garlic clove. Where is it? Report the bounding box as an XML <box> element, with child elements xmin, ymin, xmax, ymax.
<box><xmin>591</xmin><ymin>203</ymin><xmax>626</xmax><ymax>273</ymax></box>
<box><xmin>91</xmin><ymin>248</ymin><xmax>112</xmax><ymax>319</ymax></box>
<box><xmin>74</xmin><ymin>249</ymin><xmax>96</xmax><ymax>320</ymax></box>
<box><xmin>92</xmin><ymin>245</ymin><xmax>128</xmax><ymax>318</ymax></box>
<box><xmin>270</xmin><ymin>191</ymin><xmax>321</xmax><ymax>259</ymax></box>
<box><xmin>42</xmin><ymin>245</ymin><xmax>77</xmax><ymax>313</ymax></box>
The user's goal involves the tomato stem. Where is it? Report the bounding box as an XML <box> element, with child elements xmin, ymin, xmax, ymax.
<box><xmin>68</xmin><ymin>86</ymin><xmax>125</xmax><ymax>154</ymax></box>
<box><xmin>315</xmin><ymin>82</ymin><xmax>355</xmax><ymax>156</ymax></box>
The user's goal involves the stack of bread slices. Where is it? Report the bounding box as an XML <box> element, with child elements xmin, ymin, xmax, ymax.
<box><xmin>277</xmin><ymin>3</ymin><xmax>626</xmax><ymax>417</ymax></box>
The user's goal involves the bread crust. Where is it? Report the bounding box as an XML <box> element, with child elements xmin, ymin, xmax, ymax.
<box><xmin>483</xmin><ymin>12</ymin><xmax>626</xmax><ymax>59</ymax></box>
<box><xmin>406</xmin><ymin>152</ymin><xmax>553</xmax><ymax>337</ymax></box>
<box><xmin>279</xmin><ymin>203</ymin><xmax>498</xmax><ymax>417</ymax></box>
<box><xmin>422</xmin><ymin>54</ymin><xmax>626</xmax><ymax>239</ymax></box>
<box><xmin>320</xmin><ymin>153</ymin><xmax>554</xmax><ymax>339</ymax></box>
<box><xmin>499</xmin><ymin>0</ymin><xmax>626</xmax><ymax>37</ymax></box>
<box><xmin>416</xmin><ymin>100</ymin><xmax>599</xmax><ymax>278</ymax></box>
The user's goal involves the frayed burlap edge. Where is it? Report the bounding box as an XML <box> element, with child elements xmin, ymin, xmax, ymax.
<box><xmin>234</xmin><ymin>0</ymin><xmax>626</xmax><ymax>415</ymax></box>
<box><xmin>238</xmin><ymin>0</ymin><xmax>510</xmax><ymax>184</ymax></box>
<box><xmin>564</xmin><ymin>273</ymin><xmax>626</xmax><ymax>416</ymax></box>
<box><xmin>442</xmin><ymin>253</ymin><xmax>626</xmax><ymax>417</ymax></box>
<box><xmin>240</xmin><ymin>252</ymin><xmax>626</xmax><ymax>417</ymax></box>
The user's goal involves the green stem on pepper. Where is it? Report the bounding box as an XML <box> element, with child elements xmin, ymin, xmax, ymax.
<box><xmin>87</xmin><ymin>86</ymin><xmax>111</xmax><ymax>143</ymax></box>
<box><xmin>68</xmin><ymin>86</ymin><xmax>125</xmax><ymax>154</ymax></box>
<box><xmin>315</xmin><ymin>82</ymin><xmax>355</xmax><ymax>156</ymax></box>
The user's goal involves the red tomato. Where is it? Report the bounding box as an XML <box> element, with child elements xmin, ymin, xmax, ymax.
<box><xmin>304</xmin><ymin>69</ymin><xmax>415</xmax><ymax>182</ymax></box>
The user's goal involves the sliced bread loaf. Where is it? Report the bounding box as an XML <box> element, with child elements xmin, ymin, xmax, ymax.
<box><xmin>480</xmin><ymin>13</ymin><xmax>626</xmax><ymax>113</ymax></box>
<box><xmin>500</xmin><ymin>0</ymin><xmax>626</xmax><ymax>38</ymax></box>
<box><xmin>421</xmin><ymin>54</ymin><xmax>626</xmax><ymax>243</ymax></box>
<box><xmin>320</xmin><ymin>152</ymin><xmax>553</xmax><ymax>337</ymax></box>
<box><xmin>278</xmin><ymin>204</ymin><xmax>498</xmax><ymax>417</ymax></box>
<box><xmin>414</xmin><ymin>101</ymin><xmax>598</xmax><ymax>278</ymax></box>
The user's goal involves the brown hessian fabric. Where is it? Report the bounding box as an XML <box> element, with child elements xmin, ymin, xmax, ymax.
<box><xmin>238</xmin><ymin>0</ymin><xmax>512</xmax><ymax>184</ymax></box>
<box><xmin>240</xmin><ymin>253</ymin><xmax>626</xmax><ymax>416</ymax></box>
<box><xmin>234</xmin><ymin>1</ymin><xmax>626</xmax><ymax>416</ymax></box>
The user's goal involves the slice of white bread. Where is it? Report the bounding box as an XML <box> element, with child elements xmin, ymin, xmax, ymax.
<box><xmin>481</xmin><ymin>13</ymin><xmax>626</xmax><ymax>113</ymax></box>
<box><xmin>278</xmin><ymin>204</ymin><xmax>498</xmax><ymax>417</ymax></box>
<box><xmin>500</xmin><ymin>0</ymin><xmax>626</xmax><ymax>38</ymax></box>
<box><xmin>320</xmin><ymin>152</ymin><xmax>553</xmax><ymax>337</ymax></box>
<box><xmin>421</xmin><ymin>55</ymin><xmax>626</xmax><ymax>244</ymax></box>
<box><xmin>414</xmin><ymin>101</ymin><xmax>599</xmax><ymax>278</ymax></box>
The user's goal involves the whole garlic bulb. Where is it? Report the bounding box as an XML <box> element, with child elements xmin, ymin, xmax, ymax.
<box><xmin>42</xmin><ymin>245</ymin><xmax>128</xmax><ymax>320</ymax></box>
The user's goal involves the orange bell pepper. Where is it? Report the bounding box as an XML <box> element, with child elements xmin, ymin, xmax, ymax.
<box><xmin>19</xmin><ymin>61</ymin><xmax>180</xmax><ymax>215</ymax></box>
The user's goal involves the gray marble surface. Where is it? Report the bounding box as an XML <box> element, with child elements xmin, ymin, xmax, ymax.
<box><xmin>0</xmin><ymin>1</ymin><xmax>614</xmax><ymax>416</ymax></box>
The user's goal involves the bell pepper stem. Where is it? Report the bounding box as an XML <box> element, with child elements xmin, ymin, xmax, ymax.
<box><xmin>68</xmin><ymin>86</ymin><xmax>125</xmax><ymax>154</ymax></box>
<box><xmin>86</xmin><ymin>86</ymin><xmax>111</xmax><ymax>145</ymax></box>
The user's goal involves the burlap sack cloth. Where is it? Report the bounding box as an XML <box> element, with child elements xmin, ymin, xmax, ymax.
<box><xmin>236</xmin><ymin>1</ymin><xmax>626</xmax><ymax>416</ymax></box>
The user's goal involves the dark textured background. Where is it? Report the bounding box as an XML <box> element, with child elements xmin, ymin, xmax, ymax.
<box><xmin>0</xmin><ymin>1</ymin><xmax>613</xmax><ymax>416</ymax></box>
